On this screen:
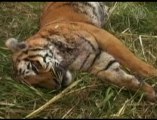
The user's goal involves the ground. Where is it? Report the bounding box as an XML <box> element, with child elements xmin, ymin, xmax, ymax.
<box><xmin>0</xmin><ymin>2</ymin><xmax>157</xmax><ymax>119</ymax></box>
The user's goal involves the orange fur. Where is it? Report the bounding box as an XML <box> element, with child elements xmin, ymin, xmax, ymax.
<box><xmin>7</xmin><ymin>2</ymin><xmax>157</xmax><ymax>101</ymax></box>
<box><xmin>29</xmin><ymin>21</ymin><xmax>157</xmax><ymax>77</ymax></box>
<box><xmin>40</xmin><ymin>2</ymin><xmax>91</xmax><ymax>28</ymax></box>
<box><xmin>37</xmin><ymin>2</ymin><xmax>157</xmax><ymax>77</ymax></box>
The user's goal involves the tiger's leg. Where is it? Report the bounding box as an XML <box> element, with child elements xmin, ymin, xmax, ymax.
<box><xmin>76</xmin><ymin>22</ymin><xmax>157</xmax><ymax>77</ymax></box>
<box><xmin>90</xmin><ymin>52</ymin><xmax>156</xmax><ymax>101</ymax></box>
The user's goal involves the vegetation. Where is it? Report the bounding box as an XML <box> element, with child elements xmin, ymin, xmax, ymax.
<box><xmin>0</xmin><ymin>2</ymin><xmax>157</xmax><ymax>119</ymax></box>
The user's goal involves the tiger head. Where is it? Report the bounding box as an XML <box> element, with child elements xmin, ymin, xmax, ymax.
<box><xmin>5</xmin><ymin>38</ymin><xmax>73</xmax><ymax>89</ymax></box>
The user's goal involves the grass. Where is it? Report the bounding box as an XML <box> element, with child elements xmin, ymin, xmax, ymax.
<box><xmin>0</xmin><ymin>2</ymin><xmax>157</xmax><ymax>119</ymax></box>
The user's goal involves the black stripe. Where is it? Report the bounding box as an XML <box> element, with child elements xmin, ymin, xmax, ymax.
<box><xmin>43</xmin><ymin>53</ymin><xmax>49</xmax><ymax>63</ymax></box>
<box><xmin>84</xmin><ymin>2</ymin><xmax>95</xmax><ymax>9</ymax></box>
<box><xmin>26</xmin><ymin>55</ymin><xmax>44</xmax><ymax>69</ymax></box>
<box><xmin>18</xmin><ymin>68</ymin><xmax>22</xmax><ymax>75</ymax></box>
<box><xmin>21</xmin><ymin>69</ymin><xmax>25</xmax><ymax>75</ymax></box>
<box><xmin>96</xmin><ymin>60</ymin><xmax>117</xmax><ymax>75</ymax></box>
<box><xmin>104</xmin><ymin>60</ymin><xmax>117</xmax><ymax>70</ymax></box>
<box><xmin>29</xmin><ymin>48</ymin><xmax>44</xmax><ymax>51</ymax></box>
<box><xmin>98</xmin><ymin>3</ymin><xmax>106</xmax><ymax>25</ymax></box>
<box><xmin>31</xmin><ymin>60</ymin><xmax>42</xmax><ymax>70</ymax></box>
<box><xmin>88</xmin><ymin>3</ymin><xmax>98</xmax><ymax>19</ymax></box>
<box><xmin>51</xmin><ymin>64</ymin><xmax>66</xmax><ymax>86</ymax></box>
<box><xmin>90</xmin><ymin>50</ymin><xmax>101</xmax><ymax>67</ymax></box>
<box><xmin>23</xmin><ymin>50</ymin><xmax>28</xmax><ymax>54</ymax></box>
<box><xmin>50</xmin><ymin>67</ymin><xmax>62</xmax><ymax>87</ymax></box>
<box><xmin>79</xmin><ymin>53</ymin><xmax>91</xmax><ymax>70</ymax></box>
<box><xmin>85</xmin><ymin>39</ymin><xmax>97</xmax><ymax>51</ymax></box>
<box><xmin>28</xmin><ymin>55</ymin><xmax>44</xmax><ymax>59</ymax></box>
<box><xmin>80</xmin><ymin>36</ymin><xmax>97</xmax><ymax>52</ymax></box>
<box><xmin>27</xmin><ymin>62</ymin><xmax>31</xmax><ymax>69</ymax></box>
<box><xmin>93</xmin><ymin>7</ymin><xmax>98</xmax><ymax>18</ymax></box>
<box><xmin>87</xmin><ymin>2</ymin><xmax>105</xmax><ymax>21</ymax></box>
<box><xmin>50</xmin><ymin>64</ymin><xmax>61</xmax><ymax>85</ymax></box>
<box><xmin>31</xmin><ymin>64</ymin><xmax>39</xmax><ymax>74</ymax></box>
<box><xmin>17</xmin><ymin>48</ymin><xmax>44</xmax><ymax>58</ymax></box>
<box><xmin>80</xmin><ymin>2</ymin><xmax>98</xmax><ymax>20</ymax></box>
<box><xmin>45</xmin><ymin>62</ymin><xmax>50</xmax><ymax>70</ymax></box>
<box><xmin>71</xmin><ymin>2</ymin><xmax>96</xmax><ymax>20</ymax></box>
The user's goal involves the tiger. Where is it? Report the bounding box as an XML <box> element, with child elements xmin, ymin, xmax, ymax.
<box><xmin>5</xmin><ymin>2</ymin><xmax>157</xmax><ymax>102</ymax></box>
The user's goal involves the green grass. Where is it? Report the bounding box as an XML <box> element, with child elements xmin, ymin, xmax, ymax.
<box><xmin>0</xmin><ymin>2</ymin><xmax>157</xmax><ymax>119</ymax></box>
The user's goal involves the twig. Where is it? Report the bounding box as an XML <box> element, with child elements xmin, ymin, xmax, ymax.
<box><xmin>121</xmin><ymin>28</ymin><xmax>130</xmax><ymax>34</ymax></box>
<box><xmin>0</xmin><ymin>47</ymin><xmax>9</xmax><ymax>50</ymax></box>
<box><xmin>108</xmin><ymin>2</ymin><xmax>118</xmax><ymax>20</ymax></box>
<box><xmin>148</xmin><ymin>51</ymin><xmax>156</xmax><ymax>61</ymax></box>
<box><xmin>112</xmin><ymin>99</ymin><xmax>129</xmax><ymax>117</ymax></box>
<box><xmin>24</xmin><ymin>79</ymin><xmax>82</xmax><ymax>119</ymax></box>
<box><xmin>0</xmin><ymin>102</ymin><xmax>22</xmax><ymax>108</ymax></box>
<box><xmin>113</xmin><ymin>86</ymin><xmax>125</xmax><ymax>101</ymax></box>
<box><xmin>139</xmin><ymin>35</ymin><xmax>147</xmax><ymax>61</ymax></box>
<box><xmin>61</xmin><ymin>103</ymin><xmax>77</xmax><ymax>119</ymax></box>
<box><xmin>0</xmin><ymin>116</ymin><xmax>4</xmax><ymax>119</ymax></box>
<box><xmin>64</xmin><ymin>84</ymin><xmax>103</xmax><ymax>96</ymax></box>
<box><xmin>120</xmin><ymin>33</ymin><xmax>157</xmax><ymax>39</ymax></box>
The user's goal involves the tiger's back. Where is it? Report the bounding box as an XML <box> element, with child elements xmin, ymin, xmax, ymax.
<box><xmin>40</xmin><ymin>2</ymin><xmax>108</xmax><ymax>28</ymax></box>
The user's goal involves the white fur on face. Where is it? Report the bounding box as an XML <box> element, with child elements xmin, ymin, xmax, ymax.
<box><xmin>15</xmin><ymin>44</ymin><xmax>64</xmax><ymax>78</ymax></box>
<box><xmin>17</xmin><ymin>60</ymin><xmax>36</xmax><ymax>76</ymax></box>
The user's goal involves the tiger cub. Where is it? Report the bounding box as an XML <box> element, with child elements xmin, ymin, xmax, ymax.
<box><xmin>5</xmin><ymin>2</ymin><xmax>157</xmax><ymax>101</ymax></box>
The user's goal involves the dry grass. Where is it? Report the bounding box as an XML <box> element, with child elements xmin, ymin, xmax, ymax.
<box><xmin>0</xmin><ymin>2</ymin><xmax>157</xmax><ymax>119</ymax></box>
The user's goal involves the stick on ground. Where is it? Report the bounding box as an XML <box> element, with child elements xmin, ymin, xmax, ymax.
<box><xmin>24</xmin><ymin>80</ymin><xmax>82</xmax><ymax>119</ymax></box>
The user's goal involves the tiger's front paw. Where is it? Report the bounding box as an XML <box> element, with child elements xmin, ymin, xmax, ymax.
<box><xmin>62</xmin><ymin>70</ymin><xmax>73</xmax><ymax>87</ymax></box>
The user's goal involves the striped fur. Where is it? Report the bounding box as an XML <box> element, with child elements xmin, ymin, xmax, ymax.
<box><xmin>6</xmin><ymin>2</ymin><xmax>157</xmax><ymax>101</ymax></box>
<box><xmin>40</xmin><ymin>2</ymin><xmax>108</xmax><ymax>28</ymax></box>
<box><xmin>9</xmin><ymin>32</ymin><xmax>139</xmax><ymax>91</ymax></box>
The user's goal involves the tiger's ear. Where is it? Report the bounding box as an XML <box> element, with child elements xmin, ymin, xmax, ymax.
<box><xmin>5</xmin><ymin>38</ymin><xmax>28</xmax><ymax>52</ymax></box>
